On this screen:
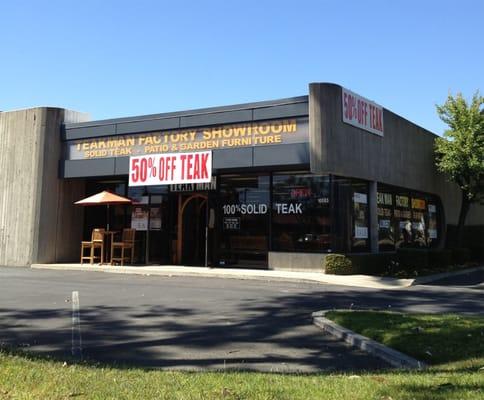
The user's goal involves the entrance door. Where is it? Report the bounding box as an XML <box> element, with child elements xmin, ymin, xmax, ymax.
<box><xmin>176</xmin><ymin>194</ymin><xmax>209</xmax><ymax>265</ymax></box>
<box><xmin>147</xmin><ymin>194</ymin><xmax>170</xmax><ymax>264</ymax></box>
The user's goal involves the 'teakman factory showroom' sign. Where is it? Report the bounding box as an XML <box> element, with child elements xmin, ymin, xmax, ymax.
<box><xmin>67</xmin><ymin>118</ymin><xmax>308</xmax><ymax>160</ymax></box>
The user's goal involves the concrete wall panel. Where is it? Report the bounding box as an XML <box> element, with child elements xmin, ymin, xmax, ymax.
<box><xmin>253</xmin><ymin>103</ymin><xmax>308</xmax><ymax>120</ymax></box>
<box><xmin>180</xmin><ymin>110</ymin><xmax>253</xmax><ymax>128</ymax></box>
<box><xmin>66</xmin><ymin>124</ymin><xmax>115</xmax><ymax>140</ymax></box>
<box><xmin>0</xmin><ymin>107</ymin><xmax>89</xmax><ymax>266</ymax></box>
<box><xmin>268</xmin><ymin>251</ymin><xmax>326</xmax><ymax>271</ymax></box>
<box><xmin>253</xmin><ymin>143</ymin><xmax>309</xmax><ymax>166</ymax></box>
<box><xmin>63</xmin><ymin>159</ymin><xmax>116</xmax><ymax>178</ymax></box>
<box><xmin>115</xmin><ymin>117</ymin><xmax>180</xmax><ymax>135</ymax></box>
<box><xmin>213</xmin><ymin>148</ymin><xmax>253</xmax><ymax>169</ymax></box>
<box><xmin>0</xmin><ymin>108</ymin><xmax>45</xmax><ymax>266</ymax></box>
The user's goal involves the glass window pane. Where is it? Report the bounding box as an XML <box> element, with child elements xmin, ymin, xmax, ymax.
<box><xmin>379</xmin><ymin>183</ymin><xmax>442</xmax><ymax>249</ymax></box>
<box><xmin>377</xmin><ymin>190</ymin><xmax>395</xmax><ymax>251</ymax></box>
<box><xmin>272</xmin><ymin>174</ymin><xmax>331</xmax><ymax>252</ymax></box>
<box><xmin>332</xmin><ymin>177</ymin><xmax>370</xmax><ymax>252</ymax></box>
<box><xmin>218</xmin><ymin>174</ymin><xmax>269</xmax><ymax>267</ymax></box>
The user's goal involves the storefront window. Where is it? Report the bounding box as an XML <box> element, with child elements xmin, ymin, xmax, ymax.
<box><xmin>379</xmin><ymin>184</ymin><xmax>441</xmax><ymax>250</ymax></box>
<box><xmin>218</xmin><ymin>174</ymin><xmax>270</xmax><ymax>267</ymax></box>
<box><xmin>377</xmin><ymin>191</ymin><xmax>395</xmax><ymax>251</ymax></box>
<box><xmin>351</xmin><ymin>183</ymin><xmax>370</xmax><ymax>252</ymax></box>
<box><xmin>392</xmin><ymin>191</ymin><xmax>411</xmax><ymax>247</ymax></box>
<box><xmin>331</xmin><ymin>177</ymin><xmax>370</xmax><ymax>252</ymax></box>
<box><xmin>82</xmin><ymin>175</ymin><xmax>443</xmax><ymax>267</ymax></box>
<box><xmin>411</xmin><ymin>196</ymin><xmax>427</xmax><ymax>247</ymax></box>
<box><xmin>272</xmin><ymin>174</ymin><xmax>331</xmax><ymax>252</ymax></box>
<box><xmin>427</xmin><ymin>203</ymin><xmax>439</xmax><ymax>246</ymax></box>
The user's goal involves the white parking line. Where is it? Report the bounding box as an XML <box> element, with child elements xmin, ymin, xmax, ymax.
<box><xmin>71</xmin><ymin>291</ymin><xmax>82</xmax><ymax>360</ymax></box>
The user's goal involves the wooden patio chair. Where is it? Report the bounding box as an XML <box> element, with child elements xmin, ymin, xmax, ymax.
<box><xmin>111</xmin><ymin>228</ymin><xmax>136</xmax><ymax>266</ymax></box>
<box><xmin>80</xmin><ymin>228</ymin><xmax>105</xmax><ymax>264</ymax></box>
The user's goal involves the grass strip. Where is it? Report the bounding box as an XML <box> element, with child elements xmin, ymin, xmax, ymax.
<box><xmin>0</xmin><ymin>348</ymin><xmax>482</xmax><ymax>400</ymax></box>
<box><xmin>324</xmin><ymin>311</ymin><xmax>484</xmax><ymax>366</ymax></box>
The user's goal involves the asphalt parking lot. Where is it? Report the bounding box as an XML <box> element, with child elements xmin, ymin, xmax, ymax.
<box><xmin>1</xmin><ymin>267</ymin><xmax>482</xmax><ymax>372</ymax></box>
<box><xmin>419</xmin><ymin>268</ymin><xmax>483</xmax><ymax>288</ymax></box>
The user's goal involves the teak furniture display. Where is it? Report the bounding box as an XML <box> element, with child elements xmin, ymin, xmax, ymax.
<box><xmin>111</xmin><ymin>228</ymin><xmax>136</xmax><ymax>266</ymax></box>
<box><xmin>80</xmin><ymin>228</ymin><xmax>105</xmax><ymax>264</ymax></box>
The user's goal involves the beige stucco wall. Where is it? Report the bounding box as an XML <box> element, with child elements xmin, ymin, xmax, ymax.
<box><xmin>0</xmin><ymin>107</ymin><xmax>89</xmax><ymax>266</ymax></box>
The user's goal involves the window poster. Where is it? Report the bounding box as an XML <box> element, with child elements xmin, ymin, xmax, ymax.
<box><xmin>353</xmin><ymin>192</ymin><xmax>368</xmax><ymax>204</ymax></box>
<box><xmin>428</xmin><ymin>203</ymin><xmax>438</xmax><ymax>239</ymax></box>
<box><xmin>353</xmin><ymin>191</ymin><xmax>369</xmax><ymax>239</ymax></box>
<box><xmin>379</xmin><ymin>219</ymin><xmax>391</xmax><ymax>229</ymax></box>
<box><xmin>355</xmin><ymin>226</ymin><xmax>368</xmax><ymax>239</ymax></box>
<box><xmin>149</xmin><ymin>207</ymin><xmax>162</xmax><ymax>230</ymax></box>
<box><xmin>223</xmin><ymin>217</ymin><xmax>240</xmax><ymax>230</ymax></box>
<box><xmin>131</xmin><ymin>207</ymin><xmax>148</xmax><ymax>231</ymax></box>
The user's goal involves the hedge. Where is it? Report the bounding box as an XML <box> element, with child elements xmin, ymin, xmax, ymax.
<box><xmin>323</xmin><ymin>247</ymin><xmax>474</xmax><ymax>276</ymax></box>
<box><xmin>396</xmin><ymin>248</ymin><xmax>429</xmax><ymax>271</ymax></box>
<box><xmin>451</xmin><ymin>248</ymin><xmax>471</xmax><ymax>265</ymax></box>
<box><xmin>324</xmin><ymin>254</ymin><xmax>358</xmax><ymax>275</ymax></box>
<box><xmin>348</xmin><ymin>253</ymin><xmax>395</xmax><ymax>275</ymax></box>
<box><xmin>428</xmin><ymin>249</ymin><xmax>452</xmax><ymax>269</ymax></box>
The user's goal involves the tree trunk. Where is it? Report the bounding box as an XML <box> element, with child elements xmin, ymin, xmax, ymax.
<box><xmin>456</xmin><ymin>190</ymin><xmax>471</xmax><ymax>247</ymax></box>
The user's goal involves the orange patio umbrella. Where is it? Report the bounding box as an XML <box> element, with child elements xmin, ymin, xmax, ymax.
<box><xmin>74</xmin><ymin>190</ymin><xmax>132</xmax><ymax>231</ymax></box>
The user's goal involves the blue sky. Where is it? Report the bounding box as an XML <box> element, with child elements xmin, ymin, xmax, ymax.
<box><xmin>1</xmin><ymin>0</ymin><xmax>482</xmax><ymax>134</ymax></box>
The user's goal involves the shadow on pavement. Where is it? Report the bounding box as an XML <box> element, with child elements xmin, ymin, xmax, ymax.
<box><xmin>0</xmin><ymin>285</ymin><xmax>482</xmax><ymax>372</ymax></box>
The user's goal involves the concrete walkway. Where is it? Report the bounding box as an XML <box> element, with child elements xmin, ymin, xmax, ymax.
<box><xmin>30</xmin><ymin>263</ymin><xmax>484</xmax><ymax>289</ymax></box>
<box><xmin>31</xmin><ymin>263</ymin><xmax>414</xmax><ymax>289</ymax></box>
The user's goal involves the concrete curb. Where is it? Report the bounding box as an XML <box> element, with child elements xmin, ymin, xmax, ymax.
<box><xmin>29</xmin><ymin>263</ymin><xmax>483</xmax><ymax>289</ymax></box>
<box><xmin>29</xmin><ymin>263</ymin><xmax>414</xmax><ymax>289</ymax></box>
<box><xmin>29</xmin><ymin>263</ymin><xmax>333</xmax><ymax>286</ymax></box>
<box><xmin>411</xmin><ymin>265</ymin><xmax>484</xmax><ymax>286</ymax></box>
<box><xmin>311</xmin><ymin>310</ymin><xmax>426</xmax><ymax>370</ymax></box>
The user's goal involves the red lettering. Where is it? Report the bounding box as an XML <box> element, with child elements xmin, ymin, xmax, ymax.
<box><xmin>369</xmin><ymin>105</ymin><xmax>375</xmax><ymax>129</ymax></box>
<box><xmin>348</xmin><ymin>95</ymin><xmax>354</xmax><ymax>119</ymax></box>
<box><xmin>186</xmin><ymin>154</ymin><xmax>193</xmax><ymax>180</ymax></box>
<box><xmin>193</xmin><ymin>154</ymin><xmax>200</xmax><ymax>179</ymax></box>
<box><xmin>140</xmin><ymin>158</ymin><xmax>147</xmax><ymax>182</ymax></box>
<box><xmin>131</xmin><ymin>158</ymin><xmax>140</xmax><ymax>183</ymax></box>
<box><xmin>180</xmin><ymin>154</ymin><xmax>186</xmax><ymax>179</ymax></box>
<box><xmin>343</xmin><ymin>93</ymin><xmax>348</xmax><ymax>118</ymax></box>
<box><xmin>170</xmin><ymin>156</ymin><xmax>176</xmax><ymax>181</ymax></box>
<box><xmin>201</xmin><ymin>153</ymin><xmax>209</xmax><ymax>178</ymax></box>
<box><xmin>158</xmin><ymin>157</ymin><xmax>165</xmax><ymax>180</ymax></box>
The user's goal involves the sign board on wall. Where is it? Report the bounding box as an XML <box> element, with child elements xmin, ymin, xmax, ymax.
<box><xmin>129</xmin><ymin>151</ymin><xmax>212</xmax><ymax>187</ymax></box>
<box><xmin>170</xmin><ymin>177</ymin><xmax>217</xmax><ymax>192</ymax></box>
<box><xmin>67</xmin><ymin>118</ymin><xmax>309</xmax><ymax>160</ymax></box>
<box><xmin>342</xmin><ymin>87</ymin><xmax>384</xmax><ymax>136</ymax></box>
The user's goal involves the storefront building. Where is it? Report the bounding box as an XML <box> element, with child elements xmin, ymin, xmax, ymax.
<box><xmin>1</xmin><ymin>83</ymin><xmax>483</xmax><ymax>269</ymax></box>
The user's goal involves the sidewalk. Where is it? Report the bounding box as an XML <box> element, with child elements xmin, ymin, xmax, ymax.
<box><xmin>31</xmin><ymin>263</ymin><xmax>415</xmax><ymax>289</ymax></box>
<box><xmin>30</xmin><ymin>263</ymin><xmax>483</xmax><ymax>290</ymax></box>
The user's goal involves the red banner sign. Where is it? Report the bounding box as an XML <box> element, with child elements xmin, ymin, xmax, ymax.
<box><xmin>129</xmin><ymin>151</ymin><xmax>212</xmax><ymax>187</ymax></box>
<box><xmin>342</xmin><ymin>87</ymin><xmax>384</xmax><ymax>136</ymax></box>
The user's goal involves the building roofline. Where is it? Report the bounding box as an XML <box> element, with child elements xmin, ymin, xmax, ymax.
<box><xmin>65</xmin><ymin>95</ymin><xmax>308</xmax><ymax>129</ymax></box>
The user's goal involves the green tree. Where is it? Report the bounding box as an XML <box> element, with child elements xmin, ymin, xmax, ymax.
<box><xmin>435</xmin><ymin>91</ymin><xmax>484</xmax><ymax>246</ymax></box>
